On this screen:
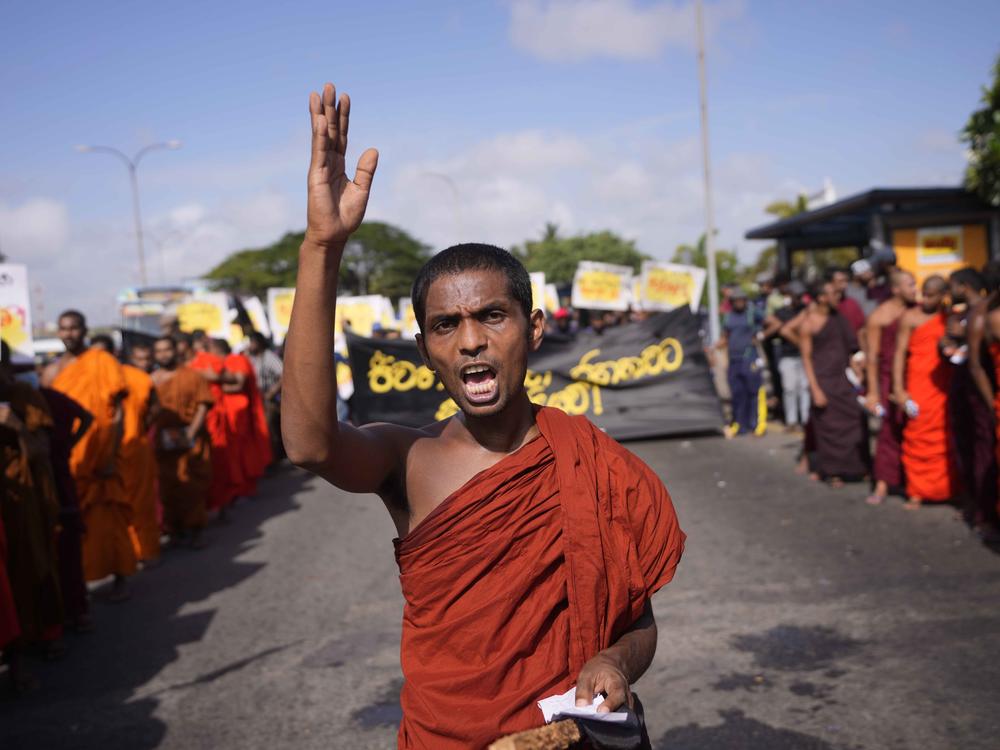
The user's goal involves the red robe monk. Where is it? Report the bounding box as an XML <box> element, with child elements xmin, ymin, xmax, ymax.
<box><xmin>895</xmin><ymin>280</ymin><xmax>960</xmax><ymax>505</ymax></box>
<box><xmin>189</xmin><ymin>342</ymin><xmax>241</xmax><ymax>510</ymax></box>
<box><xmin>210</xmin><ymin>339</ymin><xmax>270</xmax><ymax>497</ymax></box>
<box><xmin>395</xmin><ymin>407</ymin><xmax>683</xmax><ymax>748</ymax></box>
<box><xmin>121</xmin><ymin>361</ymin><xmax>160</xmax><ymax>562</ymax></box>
<box><xmin>0</xmin><ymin>515</ymin><xmax>20</xmax><ymax>650</ymax></box>
<box><xmin>281</xmin><ymin>88</ymin><xmax>683</xmax><ymax>750</ymax></box>
<box><xmin>152</xmin><ymin>337</ymin><xmax>214</xmax><ymax>544</ymax></box>
<box><xmin>43</xmin><ymin>312</ymin><xmax>135</xmax><ymax>595</ymax></box>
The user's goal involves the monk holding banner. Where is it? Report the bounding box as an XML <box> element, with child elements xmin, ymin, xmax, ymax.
<box><xmin>282</xmin><ymin>83</ymin><xmax>684</xmax><ymax>749</ymax></box>
<box><xmin>42</xmin><ymin>311</ymin><xmax>135</xmax><ymax>601</ymax></box>
<box><xmin>152</xmin><ymin>337</ymin><xmax>214</xmax><ymax>548</ymax></box>
<box><xmin>892</xmin><ymin>276</ymin><xmax>959</xmax><ymax>507</ymax></box>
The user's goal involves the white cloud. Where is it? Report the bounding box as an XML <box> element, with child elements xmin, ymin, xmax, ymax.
<box><xmin>0</xmin><ymin>198</ymin><xmax>70</xmax><ymax>263</ymax></box>
<box><xmin>376</xmin><ymin>126</ymin><xmax>783</xmax><ymax>266</ymax></box>
<box><xmin>509</xmin><ymin>0</ymin><xmax>745</xmax><ymax>63</ymax></box>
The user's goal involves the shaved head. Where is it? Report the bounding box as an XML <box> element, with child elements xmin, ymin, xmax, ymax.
<box><xmin>923</xmin><ymin>275</ymin><xmax>947</xmax><ymax>296</ymax></box>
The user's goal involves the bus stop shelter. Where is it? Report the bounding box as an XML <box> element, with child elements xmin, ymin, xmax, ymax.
<box><xmin>745</xmin><ymin>187</ymin><xmax>1000</xmax><ymax>282</ymax></box>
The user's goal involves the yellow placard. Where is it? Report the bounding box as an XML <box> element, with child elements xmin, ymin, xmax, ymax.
<box><xmin>177</xmin><ymin>299</ymin><xmax>226</xmax><ymax>336</ymax></box>
<box><xmin>645</xmin><ymin>268</ymin><xmax>696</xmax><ymax>307</ymax></box>
<box><xmin>917</xmin><ymin>226</ymin><xmax>963</xmax><ymax>265</ymax></box>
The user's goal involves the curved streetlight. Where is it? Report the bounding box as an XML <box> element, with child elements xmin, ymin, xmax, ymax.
<box><xmin>75</xmin><ymin>140</ymin><xmax>182</xmax><ymax>286</ymax></box>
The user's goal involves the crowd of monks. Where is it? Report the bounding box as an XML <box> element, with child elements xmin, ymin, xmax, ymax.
<box><xmin>0</xmin><ymin>310</ymin><xmax>273</xmax><ymax>693</ymax></box>
<box><xmin>777</xmin><ymin>260</ymin><xmax>1000</xmax><ymax>540</ymax></box>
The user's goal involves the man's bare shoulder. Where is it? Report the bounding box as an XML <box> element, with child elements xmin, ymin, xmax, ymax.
<box><xmin>900</xmin><ymin>307</ymin><xmax>929</xmax><ymax>329</ymax></box>
<box><xmin>869</xmin><ymin>299</ymin><xmax>900</xmax><ymax>326</ymax></box>
<box><xmin>41</xmin><ymin>353</ymin><xmax>73</xmax><ymax>386</ymax></box>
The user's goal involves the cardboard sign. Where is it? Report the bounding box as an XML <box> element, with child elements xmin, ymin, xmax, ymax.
<box><xmin>242</xmin><ymin>296</ymin><xmax>272</xmax><ymax>338</ymax></box>
<box><xmin>336</xmin><ymin>295</ymin><xmax>395</xmax><ymax>337</ymax></box>
<box><xmin>917</xmin><ymin>226</ymin><xmax>963</xmax><ymax>266</ymax></box>
<box><xmin>530</xmin><ymin>272</ymin><xmax>547</xmax><ymax>314</ymax></box>
<box><xmin>176</xmin><ymin>293</ymin><xmax>230</xmax><ymax>338</ymax></box>
<box><xmin>571</xmin><ymin>261</ymin><xmax>633</xmax><ymax>312</ymax></box>
<box><xmin>398</xmin><ymin>297</ymin><xmax>420</xmax><ymax>339</ymax></box>
<box><xmin>0</xmin><ymin>264</ymin><xmax>34</xmax><ymax>364</ymax></box>
<box><xmin>267</xmin><ymin>288</ymin><xmax>296</xmax><ymax>344</ymax></box>
<box><xmin>638</xmin><ymin>262</ymin><xmax>708</xmax><ymax>312</ymax></box>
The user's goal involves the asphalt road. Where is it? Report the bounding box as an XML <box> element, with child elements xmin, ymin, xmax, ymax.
<box><xmin>4</xmin><ymin>429</ymin><xmax>1000</xmax><ymax>750</ymax></box>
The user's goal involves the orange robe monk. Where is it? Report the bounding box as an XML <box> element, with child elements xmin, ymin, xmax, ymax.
<box><xmin>121</xmin><ymin>364</ymin><xmax>159</xmax><ymax>561</ymax></box>
<box><xmin>0</xmin><ymin>381</ymin><xmax>64</xmax><ymax>643</ymax></box>
<box><xmin>190</xmin><ymin>351</ymin><xmax>241</xmax><ymax>509</ymax></box>
<box><xmin>50</xmin><ymin>349</ymin><xmax>136</xmax><ymax>582</ymax></box>
<box><xmin>902</xmin><ymin>312</ymin><xmax>959</xmax><ymax>501</ymax></box>
<box><xmin>222</xmin><ymin>353</ymin><xmax>271</xmax><ymax>496</ymax></box>
<box><xmin>154</xmin><ymin>368</ymin><xmax>214</xmax><ymax>534</ymax></box>
<box><xmin>394</xmin><ymin>407</ymin><xmax>685</xmax><ymax>749</ymax></box>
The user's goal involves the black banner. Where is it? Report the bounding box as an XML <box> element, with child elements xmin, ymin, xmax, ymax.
<box><xmin>346</xmin><ymin>308</ymin><xmax>723</xmax><ymax>440</ymax></box>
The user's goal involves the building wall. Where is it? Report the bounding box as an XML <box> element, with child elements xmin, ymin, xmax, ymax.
<box><xmin>892</xmin><ymin>223</ymin><xmax>988</xmax><ymax>286</ymax></box>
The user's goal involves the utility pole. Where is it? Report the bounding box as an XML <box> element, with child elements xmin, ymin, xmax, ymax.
<box><xmin>696</xmin><ymin>0</ymin><xmax>720</xmax><ymax>343</ymax></box>
<box><xmin>76</xmin><ymin>140</ymin><xmax>182</xmax><ymax>287</ymax></box>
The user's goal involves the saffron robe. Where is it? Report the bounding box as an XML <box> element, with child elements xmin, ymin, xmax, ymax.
<box><xmin>190</xmin><ymin>352</ymin><xmax>240</xmax><ymax>509</ymax></box>
<box><xmin>51</xmin><ymin>349</ymin><xmax>136</xmax><ymax>581</ymax></box>
<box><xmin>222</xmin><ymin>354</ymin><xmax>271</xmax><ymax>496</ymax></box>
<box><xmin>393</xmin><ymin>406</ymin><xmax>685</xmax><ymax>749</ymax></box>
<box><xmin>154</xmin><ymin>369</ymin><xmax>214</xmax><ymax>532</ymax></box>
<box><xmin>808</xmin><ymin>314</ymin><xmax>870</xmax><ymax>480</ymax></box>
<box><xmin>902</xmin><ymin>313</ymin><xmax>959</xmax><ymax>501</ymax></box>
<box><xmin>872</xmin><ymin>318</ymin><xmax>905</xmax><ymax>489</ymax></box>
<box><xmin>40</xmin><ymin>387</ymin><xmax>90</xmax><ymax>621</ymax></box>
<box><xmin>121</xmin><ymin>365</ymin><xmax>160</xmax><ymax>560</ymax></box>
<box><xmin>0</xmin><ymin>382</ymin><xmax>64</xmax><ymax>642</ymax></box>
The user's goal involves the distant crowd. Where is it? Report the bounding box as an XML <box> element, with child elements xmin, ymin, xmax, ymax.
<box><xmin>0</xmin><ymin>315</ymin><xmax>283</xmax><ymax>693</ymax></box>
<box><xmin>715</xmin><ymin>253</ymin><xmax>1000</xmax><ymax>544</ymax></box>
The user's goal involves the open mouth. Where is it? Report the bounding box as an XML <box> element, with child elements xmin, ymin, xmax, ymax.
<box><xmin>460</xmin><ymin>363</ymin><xmax>499</xmax><ymax>404</ymax></box>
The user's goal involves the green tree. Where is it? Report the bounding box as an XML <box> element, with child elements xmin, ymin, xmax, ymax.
<box><xmin>962</xmin><ymin>53</ymin><xmax>1000</xmax><ymax>206</ymax></box>
<box><xmin>513</xmin><ymin>224</ymin><xmax>648</xmax><ymax>285</ymax></box>
<box><xmin>205</xmin><ymin>221</ymin><xmax>430</xmax><ymax>299</ymax></box>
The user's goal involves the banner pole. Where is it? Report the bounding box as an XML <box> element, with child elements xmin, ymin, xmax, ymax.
<box><xmin>696</xmin><ymin>0</ymin><xmax>721</xmax><ymax>344</ymax></box>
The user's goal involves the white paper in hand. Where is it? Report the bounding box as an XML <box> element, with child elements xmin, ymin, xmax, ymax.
<box><xmin>537</xmin><ymin>686</ymin><xmax>629</xmax><ymax>723</ymax></box>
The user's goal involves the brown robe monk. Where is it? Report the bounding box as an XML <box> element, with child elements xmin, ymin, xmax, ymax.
<box><xmin>154</xmin><ymin>368</ymin><xmax>214</xmax><ymax>534</ymax></box>
<box><xmin>121</xmin><ymin>364</ymin><xmax>160</xmax><ymax>561</ymax></box>
<box><xmin>394</xmin><ymin>406</ymin><xmax>685</xmax><ymax>749</ymax></box>
<box><xmin>0</xmin><ymin>381</ymin><xmax>64</xmax><ymax>642</ymax></box>
<box><xmin>49</xmin><ymin>348</ymin><xmax>136</xmax><ymax>582</ymax></box>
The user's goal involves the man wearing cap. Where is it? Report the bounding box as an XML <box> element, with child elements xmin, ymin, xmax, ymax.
<box><xmin>847</xmin><ymin>259</ymin><xmax>879</xmax><ymax>318</ymax></box>
<box><xmin>717</xmin><ymin>288</ymin><xmax>766</xmax><ymax>436</ymax></box>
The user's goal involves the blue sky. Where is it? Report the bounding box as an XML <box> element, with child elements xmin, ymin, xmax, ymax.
<box><xmin>2</xmin><ymin>0</ymin><xmax>998</xmax><ymax>323</ymax></box>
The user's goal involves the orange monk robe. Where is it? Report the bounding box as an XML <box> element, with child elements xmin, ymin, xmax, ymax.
<box><xmin>0</xmin><ymin>382</ymin><xmax>63</xmax><ymax>642</ymax></box>
<box><xmin>222</xmin><ymin>353</ymin><xmax>271</xmax><ymax>496</ymax></box>
<box><xmin>394</xmin><ymin>406</ymin><xmax>685</xmax><ymax>749</ymax></box>
<box><xmin>121</xmin><ymin>364</ymin><xmax>159</xmax><ymax>561</ymax></box>
<box><xmin>51</xmin><ymin>349</ymin><xmax>136</xmax><ymax>582</ymax></box>
<box><xmin>189</xmin><ymin>352</ymin><xmax>241</xmax><ymax>510</ymax></box>
<box><xmin>902</xmin><ymin>312</ymin><xmax>960</xmax><ymax>501</ymax></box>
<box><xmin>154</xmin><ymin>368</ymin><xmax>215</xmax><ymax>532</ymax></box>
<box><xmin>0</xmin><ymin>515</ymin><xmax>21</xmax><ymax>648</ymax></box>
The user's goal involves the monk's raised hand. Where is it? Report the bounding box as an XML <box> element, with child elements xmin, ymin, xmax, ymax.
<box><xmin>575</xmin><ymin>653</ymin><xmax>633</xmax><ymax>713</ymax></box>
<box><xmin>305</xmin><ymin>82</ymin><xmax>379</xmax><ymax>249</ymax></box>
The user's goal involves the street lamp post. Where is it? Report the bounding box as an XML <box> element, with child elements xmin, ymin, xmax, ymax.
<box><xmin>76</xmin><ymin>140</ymin><xmax>182</xmax><ymax>287</ymax></box>
<box><xmin>695</xmin><ymin>0</ymin><xmax>720</xmax><ymax>343</ymax></box>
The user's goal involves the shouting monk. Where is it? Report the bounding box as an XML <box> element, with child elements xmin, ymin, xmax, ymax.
<box><xmin>42</xmin><ymin>311</ymin><xmax>135</xmax><ymax>601</ymax></box>
<box><xmin>151</xmin><ymin>337</ymin><xmax>214</xmax><ymax>548</ymax></box>
<box><xmin>282</xmin><ymin>83</ymin><xmax>684</xmax><ymax>749</ymax></box>
<box><xmin>863</xmin><ymin>270</ymin><xmax>916</xmax><ymax>505</ymax></box>
<box><xmin>892</xmin><ymin>276</ymin><xmax>959</xmax><ymax>507</ymax></box>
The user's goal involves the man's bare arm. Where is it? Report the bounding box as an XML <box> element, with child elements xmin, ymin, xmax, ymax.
<box><xmin>864</xmin><ymin>311</ymin><xmax>884</xmax><ymax>409</ymax></box>
<box><xmin>185</xmin><ymin>402</ymin><xmax>209</xmax><ymax>444</ymax></box>
<box><xmin>574</xmin><ymin>601</ymin><xmax>657</xmax><ymax>712</ymax></box>
<box><xmin>892</xmin><ymin>313</ymin><xmax>914</xmax><ymax>405</ymax></box>
<box><xmin>220</xmin><ymin>371</ymin><xmax>247</xmax><ymax>394</ymax></box>
<box><xmin>281</xmin><ymin>83</ymin><xmax>401</xmax><ymax>494</ymax></box>
<box><xmin>799</xmin><ymin>316</ymin><xmax>826</xmax><ymax>408</ymax></box>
